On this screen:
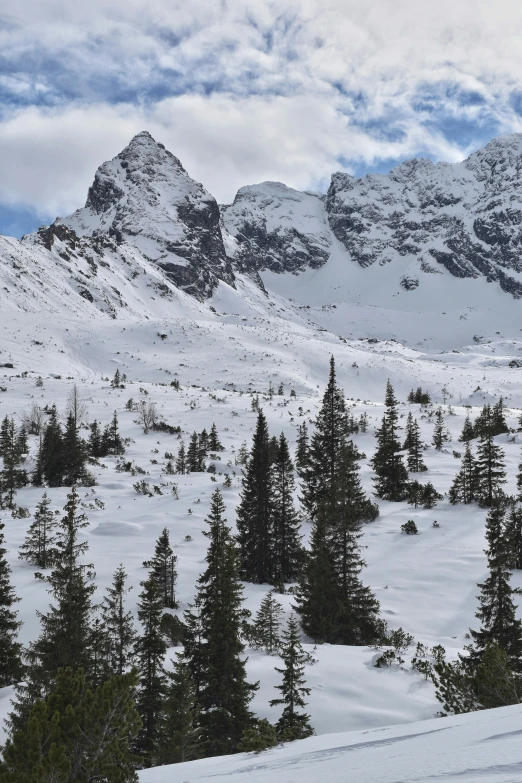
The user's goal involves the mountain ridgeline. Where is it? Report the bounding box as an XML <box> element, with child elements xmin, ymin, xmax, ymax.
<box><xmin>5</xmin><ymin>130</ymin><xmax>522</xmax><ymax>308</ymax></box>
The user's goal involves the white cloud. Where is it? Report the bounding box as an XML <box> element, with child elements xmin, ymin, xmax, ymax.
<box><xmin>1</xmin><ymin>0</ymin><xmax>522</xmax><ymax>216</ymax></box>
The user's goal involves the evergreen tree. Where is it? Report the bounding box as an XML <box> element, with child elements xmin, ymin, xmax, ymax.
<box><xmin>62</xmin><ymin>413</ymin><xmax>88</xmax><ymax>486</ymax></box>
<box><xmin>0</xmin><ymin>523</ymin><xmax>23</xmax><ymax>687</ymax></box>
<box><xmin>253</xmin><ymin>591</ymin><xmax>284</xmax><ymax>653</ymax></box>
<box><xmin>295</xmin><ymin>422</ymin><xmax>309</xmax><ymax>478</ymax></box>
<box><xmin>491</xmin><ymin>397</ymin><xmax>509</xmax><ymax>436</ymax></box>
<box><xmin>271</xmin><ymin>433</ymin><xmax>303</xmax><ymax>584</ymax></box>
<box><xmin>101</xmin><ymin>564</ymin><xmax>136</xmax><ymax>676</ymax></box>
<box><xmin>176</xmin><ymin>441</ymin><xmax>187</xmax><ymax>474</ymax></box>
<box><xmin>18</xmin><ymin>488</ymin><xmax>95</xmax><ymax>718</ymax></box>
<box><xmin>88</xmin><ymin>420</ymin><xmax>103</xmax><ymax>458</ymax></box>
<box><xmin>187</xmin><ymin>432</ymin><xmax>200</xmax><ymax>472</ymax></box>
<box><xmin>19</xmin><ymin>492</ymin><xmax>57</xmax><ymax>570</ymax></box>
<box><xmin>111</xmin><ymin>368</ymin><xmax>122</xmax><ymax>388</ymax></box>
<box><xmin>0</xmin><ymin>417</ymin><xmax>28</xmax><ymax>508</ymax></box>
<box><xmin>198</xmin><ymin>429</ymin><xmax>209</xmax><ymax>464</ymax></box>
<box><xmin>16</xmin><ymin>426</ymin><xmax>28</xmax><ymax>460</ymax></box>
<box><xmin>208</xmin><ymin>422</ymin><xmax>224</xmax><ymax>452</ymax></box>
<box><xmin>0</xmin><ymin>667</ymin><xmax>141</xmax><ymax>783</ymax></box>
<box><xmin>190</xmin><ymin>489</ymin><xmax>256</xmax><ymax>756</ymax></box>
<box><xmin>236</xmin><ymin>410</ymin><xmax>274</xmax><ymax>584</ymax></box>
<box><xmin>102</xmin><ymin>411</ymin><xmax>125</xmax><ymax>456</ymax></box>
<box><xmin>301</xmin><ymin>356</ymin><xmax>348</xmax><ymax>519</ymax></box>
<box><xmin>40</xmin><ymin>405</ymin><xmax>65</xmax><ymax>487</ymax></box>
<box><xmin>421</xmin><ymin>481</ymin><xmax>443</xmax><ymax>509</ymax></box>
<box><xmin>504</xmin><ymin>501</ymin><xmax>522</xmax><ymax>570</ymax></box>
<box><xmin>134</xmin><ymin>577</ymin><xmax>167</xmax><ymax>764</ymax></box>
<box><xmin>403</xmin><ymin>412</ymin><xmax>416</xmax><ymax>450</ymax></box>
<box><xmin>474</xmin><ymin>404</ymin><xmax>495</xmax><ymax>439</ymax></box>
<box><xmin>156</xmin><ymin>655</ymin><xmax>203</xmax><ymax>766</ymax></box>
<box><xmin>459</xmin><ymin>413</ymin><xmax>475</xmax><ymax>443</ymax></box>
<box><xmin>144</xmin><ymin>528</ymin><xmax>178</xmax><ymax>609</ymax></box>
<box><xmin>371</xmin><ymin>381</ymin><xmax>409</xmax><ymax>501</ymax></box>
<box><xmin>406</xmin><ymin>417</ymin><xmax>427</xmax><ymax>473</ymax></box>
<box><xmin>269</xmin><ymin>616</ymin><xmax>313</xmax><ymax>741</ymax></box>
<box><xmin>432</xmin><ymin>407</ymin><xmax>450</xmax><ymax>451</ymax></box>
<box><xmin>469</xmin><ymin>499</ymin><xmax>522</xmax><ymax>672</ymax></box>
<box><xmin>475</xmin><ymin>433</ymin><xmax>506</xmax><ymax>507</ymax></box>
<box><xmin>296</xmin><ymin>442</ymin><xmax>380</xmax><ymax>645</ymax></box>
<box><xmin>449</xmin><ymin>442</ymin><xmax>478</xmax><ymax>504</ymax></box>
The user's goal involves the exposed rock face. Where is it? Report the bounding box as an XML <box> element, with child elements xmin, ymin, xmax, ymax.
<box><xmin>221</xmin><ymin>182</ymin><xmax>332</xmax><ymax>274</ymax></box>
<box><xmin>57</xmin><ymin>131</ymin><xmax>235</xmax><ymax>299</ymax></box>
<box><xmin>326</xmin><ymin>135</ymin><xmax>522</xmax><ymax>298</ymax></box>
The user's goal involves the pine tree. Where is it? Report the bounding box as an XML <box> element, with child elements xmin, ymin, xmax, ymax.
<box><xmin>406</xmin><ymin>417</ymin><xmax>427</xmax><ymax>472</ymax></box>
<box><xmin>144</xmin><ymin>528</ymin><xmax>178</xmax><ymax>609</ymax></box>
<box><xmin>156</xmin><ymin>655</ymin><xmax>203</xmax><ymax>766</ymax></box>
<box><xmin>491</xmin><ymin>397</ymin><xmax>509</xmax><ymax>436</ymax></box>
<box><xmin>449</xmin><ymin>442</ymin><xmax>478</xmax><ymax>504</ymax></box>
<box><xmin>469</xmin><ymin>499</ymin><xmax>522</xmax><ymax>672</ymax></box>
<box><xmin>371</xmin><ymin>381</ymin><xmax>409</xmax><ymax>501</ymax></box>
<box><xmin>253</xmin><ymin>592</ymin><xmax>284</xmax><ymax>654</ymax></box>
<box><xmin>198</xmin><ymin>429</ymin><xmax>209</xmax><ymax>465</ymax></box>
<box><xmin>301</xmin><ymin>356</ymin><xmax>348</xmax><ymax>519</ymax></box>
<box><xmin>187</xmin><ymin>432</ymin><xmax>200</xmax><ymax>472</ymax></box>
<box><xmin>19</xmin><ymin>488</ymin><xmax>95</xmax><ymax>717</ymax></box>
<box><xmin>1</xmin><ymin>667</ymin><xmax>141</xmax><ymax>783</ymax></box>
<box><xmin>88</xmin><ymin>420</ymin><xmax>103</xmax><ymax>458</ymax></box>
<box><xmin>62</xmin><ymin>412</ymin><xmax>88</xmax><ymax>486</ymax></box>
<box><xmin>176</xmin><ymin>441</ymin><xmax>187</xmax><ymax>474</ymax></box>
<box><xmin>432</xmin><ymin>407</ymin><xmax>450</xmax><ymax>451</ymax></box>
<box><xmin>102</xmin><ymin>411</ymin><xmax>125</xmax><ymax>456</ymax></box>
<box><xmin>296</xmin><ymin>442</ymin><xmax>380</xmax><ymax>645</ymax></box>
<box><xmin>41</xmin><ymin>405</ymin><xmax>65</xmax><ymax>487</ymax></box>
<box><xmin>236</xmin><ymin>410</ymin><xmax>274</xmax><ymax>584</ymax></box>
<box><xmin>474</xmin><ymin>404</ymin><xmax>494</xmax><ymax>439</ymax></box>
<box><xmin>134</xmin><ymin>577</ymin><xmax>167</xmax><ymax>764</ymax></box>
<box><xmin>0</xmin><ymin>417</ymin><xmax>28</xmax><ymax>508</ymax></box>
<box><xmin>459</xmin><ymin>413</ymin><xmax>475</xmax><ymax>443</ymax></box>
<box><xmin>269</xmin><ymin>616</ymin><xmax>313</xmax><ymax>741</ymax></box>
<box><xmin>295</xmin><ymin>422</ymin><xmax>309</xmax><ymax>478</ymax></box>
<box><xmin>504</xmin><ymin>501</ymin><xmax>522</xmax><ymax>570</ymax></box>
<box><xmin>111</xmin><ymin>368</ymin><xmax>122</xmax><ymax>388</ymax></box>
<box><xmin>271</xmin><ymin>433</ymin><xmax>303</xmax><ymax>584</ymax></box>
<box><xmin>208</xmin><ymin>422</ymin><xmax>224</xmax><ymax>452</ymax></box>
<box><xmin>403</xmin><ymin>412</ymin><xmax>416</xmax><ymax>450</ymax></box>
<box><xmin>191</xmin><ymin>489</ymin><xmax>256</xmax><ymax>756</ymax></box>
<box><xmin>101</xmin><ymin>564</ymin><xmax>136</xmax><ymax>676</ymax></box>
<box><xmin>475</xmin><ymin>433</ymin><xmax>506</xmax><ymax>507</ymax></box>
<box><xmin>0</xmin><ymin>523</ymin><xmax>23</xmax><ymax>687</ymax></box>
<box><xmin>19</xmin><ymin>492</ymin><xmax>57</xmax><ymax>570</ymax></box>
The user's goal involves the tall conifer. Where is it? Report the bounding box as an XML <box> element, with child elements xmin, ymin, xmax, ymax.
<box><xmin>371</xmin><ymin>380</ymin><xmax>408</xmax><ymax>501</ymax></box>
<box><xmin>0</xmin><ymin>522</ymin><xmax>23</xmax><ymax>687</ymax></box>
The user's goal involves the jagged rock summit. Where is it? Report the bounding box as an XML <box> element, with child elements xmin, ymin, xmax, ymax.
<box><xmin>57</xmin><ymin>130</ymin><xmax>235</xmax><ymax>299</ymax></box>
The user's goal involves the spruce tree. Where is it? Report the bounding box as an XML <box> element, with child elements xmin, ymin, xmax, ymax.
<box><xmin>191</xmin><ymin>489</ymin><xmax>256</xmax><ymax>756</ymax></box>
<box><xmin>156</xmin><ymin>655</ymin><xmax>203</xmax><ymax>766</ymax></box>
<box><xmin>253</xmin><ymin>591</ymin><xmax>284</xmax><ymax>653</ymax></box>
<box><xmin>403</xmin><ymin>412</ymin><xmax>416</xmax><ymax>450</ymax></box>
<box><xmin>176</xmin><ymin>441</ymin><xmax>187</xmax><ymax>474</ymax></box>
<box><xmin>101</xmin><ymin>564</ymin><xmax>136</xmax><ymax>676</ymax></box>
<box><xmin>102</xmin><ymin>411</ymin><xmax>125</xmax><ymax>456</ymax></box>
<box><xmin>19</xmin><ymin>492</ymin><xmax>57</xmax><ymax>570</ymax></box>
<box><xmin>144</xmin><ymin>528</ymin><xmax>178</xmax><ymax>609</ymax></box>
<box><xmin>208</xmin><ymin>422</ymin><xmax>224</xmax><ymax>452</ymax></box>
<box><xmin>432</xmin><ymin>407</ymin><xmax>450</xmax><ymax>451</ymax></box>
<box><xmin>88</xmin><ymin>420</ymin><xmax>103</xmax><ymax>458</ymax></box>
<box><xmin>491</xmin><ymin>397</ymin><xmax>509</xmax><ymax>436</ymax></box>
<box><xmin>41</xmin><ymin>405</ymin><xmax>64</xmax><ymax>487</ymax></box>
<box><xmin>271</xmin><ymin>433</ymin><xmax>303</xmax><ymax>584</ymax></box>
<box><xmin>187</xmin><ymin>432</ymin><xmax>200</xmax><ymax>472</ymax></box>
<box><xmin>0</xmin><ymin>417</ymin><xmax>28</xmax><ymax>508</ymax></box>
<box><xmin>0</xmin><ymin>523</ymin><xmax>23</xmax><ymax>687</ymax></box>
<box><xmin>269</xmin><ymin>615</ymin><xmax>313</xmax><ymax>740</ymax></box>
<box><xmin>62</xmin><ymin>412</ymin><xmax>88</xmax><ymax>486</ymax></box>
<box><xmin>475</xmin><ymin>433</ymin><xmax>506</xmax><ymax>507</ymax></box>
<box><xmin>134</xmin><ymin>577</ymin><xmax>167</xmax><ymax>764</ymax></box>
<box><xmin>504</xmin><ymin>501</ymin><xmax>522</xmax><ymax>570</ymax></box>
<box><xmin>449</xmin><ymin>442</ymin><xmax>478</xmax><ymax>504</ymax></box>
<box><xmin>371</xmin><ymin>380</ymin><xmax>409</xmax><ymax>501</ymax></box>
<box><xmin>469</xmin><ymin>499</ymin><xmax>522</xmax><ymax>672</ymax></box>
<box><xmin>459</xmin><ymin>413</ymin><xmax>475</xmax><ymax>443</ymax></box>
<box><xmin>1</xmin><ymin>667</ymin><xmax>141</xmax><ymax>783</ymax></box>
<box><xmin>198</xmin><ymin>429</ymin><xmax>209</xmax><ymax>465</ymax></box>
<box><xmin>301</xmin><ymin>356</ymin><xmax>348</xmax><ymax>519</ymax></box>
<box><xmin>236</xmin><ymin>410</ymin><xmax>274</xmax><ymax>584</ymax></box>
<box><xmin>295</xmin><ymin>422</ymin><xmax>309</xmax><ymax>478</ymax></box>
<box><xmin>19</xmin><ymin>488</ymin><xmax>95</xmax><ymax>715</ymax></box>
<box><xmin>406</xmin><ymin>417</ymin><xmax>427</xmax><ymax>473</ymax></box>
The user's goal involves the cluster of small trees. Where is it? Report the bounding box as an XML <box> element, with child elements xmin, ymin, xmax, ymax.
<box><xmin>174</xmin><ymin>423</ymin><xmax>224</xmax><ymax>474</ymax></box>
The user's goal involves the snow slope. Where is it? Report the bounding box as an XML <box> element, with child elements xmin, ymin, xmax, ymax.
<box><xmin>140</xmin><ymin>704</ymin><xmax>522</xmax><ymax>783</ymax></box>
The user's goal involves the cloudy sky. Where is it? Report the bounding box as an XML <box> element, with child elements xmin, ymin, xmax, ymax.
<box><xmin>1</xmin><ymin>0</ymin><xmax>521</xmax><ymax>236</ymax></box>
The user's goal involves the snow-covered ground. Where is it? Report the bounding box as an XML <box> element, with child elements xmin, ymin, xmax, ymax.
<box><xmin>139</xmin><ymin>703</ymin><xmax>522</xmax><ymax>783</ymax></box>
<box><xmin>1</xmin><ymin>304</ymin><xmax>522</xmax><ymax>752</ymax></box>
